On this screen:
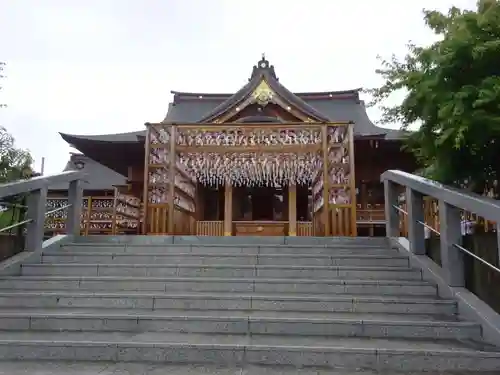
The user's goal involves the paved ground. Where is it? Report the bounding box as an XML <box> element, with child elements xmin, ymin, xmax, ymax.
<box><xmin>0</xmin><ymin>362</ymin><xmax>498</xmax><ymax>375</ymax></box>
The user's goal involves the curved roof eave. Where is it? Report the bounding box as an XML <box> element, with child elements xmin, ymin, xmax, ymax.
<box><xmin>59</xmin><ymin>130</ymin><xmax>145</xmax><ymax>144</ymax></box>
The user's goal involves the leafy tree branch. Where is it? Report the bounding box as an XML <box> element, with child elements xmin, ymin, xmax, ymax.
<box><xmin>367</xmin><ymin>0</ymin><xmax>500</xmax><ymax>194</ymax></box>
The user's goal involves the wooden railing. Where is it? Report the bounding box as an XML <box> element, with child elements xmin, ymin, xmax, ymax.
<box><xmin>196</xmin><ymin>221</ymin><xmax>224</xmax><ymax>236</ymax></box>
<box><xmin>145</xmin><ymin>204</ymin><xmax>168</xmax><ymax>234</ymax></box>
<box><xmin>356</xmin><ymin>208</ymin><xmax>385</xmax><ymax>223</ymax></box>
<box><xmin>419</xmin><ymin>198</ymin><xmax>497</xmax><ymax>234</ymax></box>
<box><xmin>46</xmin><ymin>189</ymin><xmax>141</xmax><ymax>236</ymax></box>
<box><xmin>146</xmin><ymin>204</ymin><xmax>195</xmax><ymax>235</ymax></box>
<box><xmin>45</xmin><ymin>196</ymin><xmax>115</xmax><ymax>235</ymax></box>
<box><xmin>297</xmin><ymin>221</ymin><xmax>313</xmax><ymax>236</ymax></box>
<box><xmin>331</xmin><ymin>205</ymin><xmax>355</xmax><ymax>236</ymax></box>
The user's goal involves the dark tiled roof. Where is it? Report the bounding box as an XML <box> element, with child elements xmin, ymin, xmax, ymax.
<box><xmin>194</xmin><ymin>57</ymin><xmax>330</xmax><ymax>123</ymax></box>
<box><xmin>164</xmin><ymin>91</ymin><xmax>401</xmax><ymax>138</ymax></box>
<box><xmin>60</xmin><ymin>57</ymin><xmax>405</xmax><ymax>147</ymax></box>
<box><xmin>49</xmin><ymin>153</ymin><xmax>126</xmax><ymax>191</ymax></box>
<box><xmin>59</xmin><ymin>130</ymin><xmax>144</xmax><ymax>144</ymax></box>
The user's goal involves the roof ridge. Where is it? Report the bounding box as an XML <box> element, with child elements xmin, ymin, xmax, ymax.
<box><xmin>171</xmin><ymin>89</ymin><xmax>361</xmax><ymax>100</ymax></box>
<box><xmin>197</xmin><ymin>56</ymin><xmax>331</xmax><ymax>123</ymax></box>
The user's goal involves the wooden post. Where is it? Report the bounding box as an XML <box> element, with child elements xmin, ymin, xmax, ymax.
<box><xmin>322</xmin><ymin>125</ymin><xmax>330</xmax><ymax>236</ymax></box>
<box><xmin>347</xmin><ymin>123</ymin><xmax>357</xmax><ymax>236</ymax></box>
<box><xmin>167</xmin><ymin>125</ymin><xmax>176</xmax><ymax>234</ymax></box>
<box><xmin>288</xmin><ymin>184</ymin><xmax>297</xmax><ymax>236</ymax></box>
<box><xmin>224</xmin><ymin>182</ymin><xmax>233</xmax><ymax>236</ymax></box>
<box><xmin>141</xmin><ymin>124</ymin><xmax>151</xmax><ymax>234</ymax></box>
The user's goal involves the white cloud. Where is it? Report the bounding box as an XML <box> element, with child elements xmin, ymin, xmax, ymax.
<box><xmin>0</xmin><ymin>0</ymin><xmax>477</xmax><ymax>174</ymax></box>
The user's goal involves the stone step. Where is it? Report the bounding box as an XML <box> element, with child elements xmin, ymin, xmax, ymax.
<box><xmin>42</xmin><ymin>252</ymin><xmax>409</xmax><ymax>267</ymax></box>
<box><xmin>62</xmin><ymin>243</ymin><xmax>396</xmax><ymax>255</ymax></box>
<box><xmin>0</xmin><ymin>308</ymin><xmax>460</xmax><ymax>322</ymax></box>
<box><xmin>73</xmin><ymin>235</ymin><xmax>390</xmax><ymax>247</ymax></box>
<box><xmin>0</xmin><ymin>276</ymin><xmax>438</xmax><ymax>296</ymax></box>
<box><xmin>10</xmin><ymin>362</ymin><xmax>493</xmax><ymax>375</ymax></box>
<box><xmin>0</xmin><ymin>331</ymin><xmax>498</xmax><ymax>371</ymax></box>
<box><xmin>0</xmin><ymin>310</ymin><xmax>481</xmax><ymax>341</ymax></box>
<box><xmin>0</xmin><ymin>291</ymin><xmax>457</xmax><ymax>315</ymax></box>
<box><xmin>21</xmin><ymin>263</ymin><xmax>422</xmax><ymax>280</ymax></box>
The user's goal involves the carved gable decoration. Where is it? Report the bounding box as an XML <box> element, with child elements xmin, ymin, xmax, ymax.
<box><xmin>252</xmin><ymin>80</ymin><xmax>274</xmax><ymax>107</ymax></box>
<box><xmin>200</xmin><ymin>56</ymin><xmax>331</xmax><ymax>124</ymax></box>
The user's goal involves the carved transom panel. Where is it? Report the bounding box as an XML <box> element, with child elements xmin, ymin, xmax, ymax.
<box><xmin>176</xmin><ymin>128</ymin><xmax>321</xmax><ymax>147</ymax></box>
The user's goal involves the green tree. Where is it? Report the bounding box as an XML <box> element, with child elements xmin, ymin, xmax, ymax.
<box><xmin>0</xmin><ymin>126</ymin><xmax>34</xmax><ymax>183</ymax></box>
<box><xmin>368</xmin><ymin>0</ymin><xmax>500</xmax><ymax>194</ymax></box>
<box><xmin>0</xmin><ymin>62</ymin><xmax>34</xmax><ymax>183</ymax></box>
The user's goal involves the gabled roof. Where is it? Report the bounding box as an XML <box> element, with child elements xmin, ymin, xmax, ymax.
<box><xmin>161</xmin><ymin>56</ymin><xmax>404</xmax><ymax>138</ymax></box>
<box><xmin>193</xmin><ymin>56</ymin><xmax>331</xmax><ymax>123</ymax></box>
<box><xmin>59</xmin><ymin>57</ymin><xmax>405</xmax><ymax>150</ymax></box>
<box><xmin>49</xmin><ymin>153</ymin><xmax>126</xmax><ymax>191</ymax></box>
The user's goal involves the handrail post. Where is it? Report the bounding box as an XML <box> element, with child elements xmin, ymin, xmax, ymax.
<box><xmin>384</xmin><ymin>180</ymin><xmax>399</xmax><ymax>238</ymax></box>
<box><xmin>25</xmin><ymin>187</ymin><xmax>48</xmax><ymax>251</ymax></box>
<box><xmin>439</xmin><ymin>200</ymin><xmax>465</xmax><ymax>287</ymax></box>
<box><xmin>406</xmin><ymin>187</ymin><xmax>425</xmax><ymax>255</ymax></box>
<box><xmin>67</xmin><ymin>179</ymin><xmax>83</xmax><ymax>237</ymax></box>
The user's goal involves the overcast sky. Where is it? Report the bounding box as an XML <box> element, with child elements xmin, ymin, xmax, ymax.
<box><xmin>0</xmin><ymin>0</ymin><xmax>475</xmax><ymax>174</ymax></box>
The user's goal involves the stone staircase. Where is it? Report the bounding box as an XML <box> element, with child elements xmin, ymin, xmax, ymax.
<box><xmin>0</xmin><ymin>235</ymin><xmax>499</xmax><ymax>373</ymax></box>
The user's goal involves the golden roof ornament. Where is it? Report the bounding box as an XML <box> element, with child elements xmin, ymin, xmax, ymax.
<box><xmin>252</xmin><ymin>80</ymin><xmax>274</xmax><ymax>107</ymax></box>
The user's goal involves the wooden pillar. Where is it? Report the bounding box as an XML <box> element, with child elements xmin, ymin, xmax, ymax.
<box><xmin>167</xmin><ymin>125</ymin><xmax>176</xmax><ymax>234</ymax></box>
<box><xmin>347</xmin><ymin>123</ymin><xmax>357</xmax><ymax>236</ymax></box>
<box><xmin>142</xmin><ymin>125</ymin><xmax>151</xmax><ymax>234</ymax></box>
<box><xmin>288</xmin><ymin>184</ymin><xmax>297</xmax><ymax>236</ymax></box>
<box><xmin>224</xmin><ymin>182</ymin><xmax>233</xmax><ymax>236</ymax></box>
<box><xmin>195</xmin><ymin>182</ymin><xmax>203</xmax><ymax>221</ymax></box>
<box><xmin>322</xmin><ymin>125</ymin><xmax>330</xmax><ymax>236</ymax></box>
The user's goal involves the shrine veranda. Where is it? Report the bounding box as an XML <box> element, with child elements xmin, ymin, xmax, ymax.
<box><xmin>143</xmin><ymin>122</ymin><xmax>357</xmax><ymax>236</ymax></box>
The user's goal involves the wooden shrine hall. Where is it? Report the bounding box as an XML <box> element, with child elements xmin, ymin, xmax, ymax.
<box><xmin>55</xmin><ymin>56</ymin><xmax>417</xmax><ymax>237</ymax></box>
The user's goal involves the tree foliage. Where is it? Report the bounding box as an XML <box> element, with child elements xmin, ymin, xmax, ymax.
<box><xmin>0</xmin><ymin>63</ymin><xmax>34</xmax><ymax>184</ymax></box>
<box><xmin>368</xmin><ymin>0</ymin><xmax>500</xmax><ymax>193</ymax></box>
<box><xmin>0</xmin><ymin>127</ymin><xmax>33</xmax><ymax>183</ymax></box>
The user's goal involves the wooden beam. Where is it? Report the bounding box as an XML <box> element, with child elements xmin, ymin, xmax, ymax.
<box><xmin>288</xmin><ymin>184</ymin><xmax>297</xmax><ymax>236</ymax></box>
<box><xmin>147</xmin><ymin>121</ymin><xmax>351</xmax><ymax>128</ymax></box>
<box><xmin>322</xmin><ymin>125</ymin><xmax>330</xmax><ymax>236</ymax></box>
<box><xmin>167</xmin><ymin>125</ymin><xmax>176</xmax><ymax>234</ymax></box>
<box><xmin>224</xmin><ymin>182</ymin><xmax>233</xmax><ymax>236</ymax></box>
<box><xmin>175</xmin><ymin>144</ymin><xmax>324</xmax><ymax>153</ymax></box>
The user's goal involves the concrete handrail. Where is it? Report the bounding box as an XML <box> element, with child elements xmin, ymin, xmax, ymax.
<box><xmin>0</xmin><ymin>171</ymin><xmax>85</xmax><ymax>251</ymax></box>
<box><xmin>0</xmin><ymin>171</ymin><xmax>82</xmax><ymax>199</ymax></box>
<box><xmin>381</xmin><ymin>169</ymin><xmax>500</xmax><ymax>287</ymax></box>
<box><xmin>381</xmin><ymin>170</ymin><xmax>500</xmax><ymax>223</ymax></box>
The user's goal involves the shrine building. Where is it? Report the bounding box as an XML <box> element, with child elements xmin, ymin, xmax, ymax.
<box><xmin>49</xmin><ymin>56</ymin><xmax>417</xmax><ymax>237</ymax></box>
